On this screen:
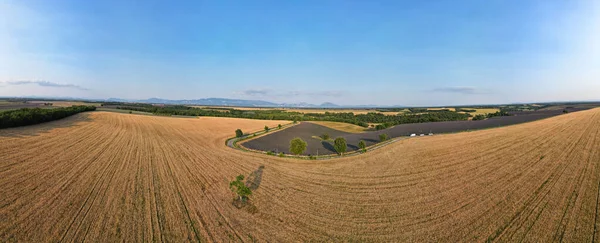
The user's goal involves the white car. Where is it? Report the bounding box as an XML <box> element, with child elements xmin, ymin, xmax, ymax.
<box><xmin>410</xmin><ymin>134</ymin><xmax>416</xmax><ymax>137</ymax></box>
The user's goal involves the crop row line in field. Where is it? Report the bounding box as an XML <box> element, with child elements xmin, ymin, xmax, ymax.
<box><xmin>59</xmin><ymin>128</ymin><xmax>123</xmax><ymax>242</ymax></box>
<box><xmin>163</xmin><ymin>155</ymin><xmax>205</xmax><ymax>242</ymax></box>
<box><xmin>483</xmin><ymin>130</ymin><xmax>578</xmax><ymax>242</ymax></box>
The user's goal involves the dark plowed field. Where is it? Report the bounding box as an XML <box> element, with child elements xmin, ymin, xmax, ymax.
<box><xmin>242</xmin><ymin>107</ymin><xmax>592</xmax><ymax>155</ymax></box>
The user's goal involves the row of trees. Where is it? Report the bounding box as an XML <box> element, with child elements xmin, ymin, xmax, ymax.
<box><xmin>0</xmin><ymin>106</ymin><xmax>97</xmax><ymax>129</ymax></box>
<box><xmin>235</xmin><ymin>123</ymin><xmax>284</xmax><ymax>138</ymax></box>
<box><xmin>288</xmin><ymin>134</ymin><xmax>389</xmax><ymax>156</ymax></box>
<box><xmin>111</xmin><ymin>103</ymin><xmax>473</xmax><ymax>127</ymax></box>
<box><xmin>472</xmin><ymin>111</ymin><xmax>511</xmax><ymax>121</ymax></box>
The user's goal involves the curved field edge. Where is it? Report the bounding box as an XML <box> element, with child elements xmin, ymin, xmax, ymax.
<box><xmin>0</xmin><ymin>109</ymin><xmax>599</xmax><ymax>242</ymax></box>
<box><xmin>231</xmin><ymin>126</ymin><xmax>401</xmax><ymax>160</ymax></box>
<box><xmin>237</xmin><ymin>109</ymin><xmax>590</xmax><ymax>157</ymax></box>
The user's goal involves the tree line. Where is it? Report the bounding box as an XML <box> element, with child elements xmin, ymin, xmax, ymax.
<box><xmin>0</xmin><ymin>106</ymin><xmax>97</xmax><ymax>129</ymax></box>
<box><xmin>112</xmin><ymin>103</ymin><xmax>473</xmax><ymax>127</ymax></box>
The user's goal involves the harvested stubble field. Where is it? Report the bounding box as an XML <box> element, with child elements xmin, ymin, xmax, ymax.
<box><xmin>1</xmin><ymin>109</ymin><xmax>600</xmax><ymax>242</ymax></box>
<box><xmin>307</xmin><ymin>121</ymin><xmax>368</xmax><ymax>133</ymax></box>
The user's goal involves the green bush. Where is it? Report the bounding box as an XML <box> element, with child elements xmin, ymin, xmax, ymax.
<box><xmin>229</xmin><ymin>175</ymin><xmax>252</xmax><ymax>201</ymax></box>
<box><xmin>266</xmin><ymin>151</ymin><xmax>275</xmax><ymax>156</ymax></box>
<box><xmin>379</xmin><ymin>133</ymin><xmax>388</xmax><ymax>142</ymax></box>
<box><xmin>278</xmin><ymin>152</ymin><xmax>284</xmax><ymax>157</ymax></box>
<box><xmin>472</xmin><ymin>114</ymin><xmax>486</xmax><ymax>121</ymax></box>
<box><xmin>358</xmin><ymin>140</ymin><xmax>367</xmax><ymax>152</ymax></box>
<box><xmin>235</xmin><ymin>129</ymin><xmax>244</xmax><ymax>138</ymax></box>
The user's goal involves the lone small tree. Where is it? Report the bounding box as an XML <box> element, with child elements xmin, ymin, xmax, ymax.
<box><xmin>358</xmin><ymin>140</ymin><xmax>367</xmax><ymax>152</ymax></box>
<box><xmin>289</xmin><ymin>137</ymin><xmax>307</xmax><ymax>155</ymax></box>
<box><xmin>321</xmin><ymin>133</ymin><xmax>330</xmax><ymax>140</ymax></box>
<box><xmin>333</xmin><ymin>137</ymin><xmax>347</xmax><ymax>155</ymax></box>
<box><xmin>278</xmin><ymin>124</ymin><xmax>282</xmax><ymax>129</ymax></box>
<box><xmin>379</xmin><ymin>133</ymin><xmax>388</xmax><ymax>142</ymax></box>
<box><xmin>235</xmin><ymin>129</ymin><xmax>243</xmax><ymax>138</ymax></box>
<box><xmin>229</xmin><ymin>175</ymin><xmax>252</xmax><ymax>202</ymax></box>
<box><xmin>264</xmin><ymin>126</ymin><xmax>269</xmax><ymax>132</ymax></box>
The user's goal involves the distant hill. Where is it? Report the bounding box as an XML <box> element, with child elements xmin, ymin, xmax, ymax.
<box><xmin>106</xmin><ymin>97</ymin><xmax>341</xmax><ymax>108</ymax></box>
<box><xmin>4</xmin><ymin>96</ymin><xmax>410</xmax><ymax>108</ymax></box>
<box><xmin>320</xmin><ymin>102</ymin><xmax>340</xmax><ymax>108</ymax></box>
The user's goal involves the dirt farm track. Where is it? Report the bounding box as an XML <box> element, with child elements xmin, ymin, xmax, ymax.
<box><xmin>1</xmin><ymin>109</ymin><xmax>600</xmax><ymax>242</ymax></box>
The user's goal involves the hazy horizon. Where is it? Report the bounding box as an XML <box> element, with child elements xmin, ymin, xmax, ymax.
<box><xmin>1</xmin><ymin>0</ymin><xmax>599</xmax><ymax>106</ymax></box>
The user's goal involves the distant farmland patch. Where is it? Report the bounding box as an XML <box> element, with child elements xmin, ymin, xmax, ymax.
<box><xmin>457</xmin><ymin>107</ymin><xmax>500</xmax><ymax>116</ymax></box>
<box><xmin>29</xmin><ymin>100</ymin><xmax>102</xmax><ymax>107</ymax></box>
<box><xmin>307</xmin><ymin>121</ymin><xmax>367</xmax><ymax>133</ymax></box>
<box><xmin>193</xmin><ymin>106</ymin><xmax>401</xmax><ymax>115</ymax></box>
<box><xmin>427</xmin><ymin>107</ymin><xmax>456</xmax><ymax>111</ymax></box>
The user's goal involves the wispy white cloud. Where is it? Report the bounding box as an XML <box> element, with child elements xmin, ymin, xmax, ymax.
<box><xmin>239</xmin><ymin>89</ymin><xmax>271</xmax><ymax>96</ymax></box>
<box><xmin>3</xmin><ymin>80</ymin><xmax>89</xmax><ymax>90</ymax></box>
<box><xmin>430</xmin><ymin>87</ymin><xmax>489</xmax><ymax>95</ymax></box>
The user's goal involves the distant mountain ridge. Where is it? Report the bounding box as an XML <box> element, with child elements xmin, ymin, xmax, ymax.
<box><xmin>107</xmin><ymin>97</ymin><xmax>347</xmax><ymax>108</ymax></box>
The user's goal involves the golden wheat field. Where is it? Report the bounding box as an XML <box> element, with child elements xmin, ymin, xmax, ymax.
<box><xmin>1</xmin><ymin>109</ymin><xmax>600</xmax><ymax>242</ymax></box>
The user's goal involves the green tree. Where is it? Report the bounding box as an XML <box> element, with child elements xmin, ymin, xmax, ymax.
<box><xmin>321</xmin><ymin>133</ymin><xmax>330</xmax><ymax>140</ymax></box>
<box><xmin>229</xmin><ymin>175</ymin><xmax>252</xmax><ymax>201</ymax></box>
<box><xmin>379</xmin><ymin>133</ymin><xmax>388</xmax><ymax>142</ymax></box>
<box><xmin>358</xmin><ymin>140</ymin><xmax>367</xmax><ymax>152</ymax></box>
<box><xmin>264</xmin><ymin>125</ymin><xmax>269</xmax><ymax>132</ymax></box>
<box><xmin>289</xmin><ymin>137</ymin><xmax>307</xmax><ymax>155</ymax></box>
<box><xmin>235</xmin><ymin>129</ymin><xmax>243</xmax><ymax>138</ymax></box>
<box><xmin>278</xmin><ymin>124</ymin><xmax>282</xmax><ymax>129</ymax></box>
<box><xmin>472</xmin><ymin>114</ymin><xmax>486</xmax><ymax>121</ymax></box>
<box><xmin>333</xmin><ymin>137</ymin><xmax>347</xmax><ymax>155</ymax></box>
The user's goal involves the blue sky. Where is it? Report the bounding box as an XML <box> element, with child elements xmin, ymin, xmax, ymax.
<box><xmin>1</xmin><ymin>0</ymin><xmax>599</xmax><ymax>106</ymax></box>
